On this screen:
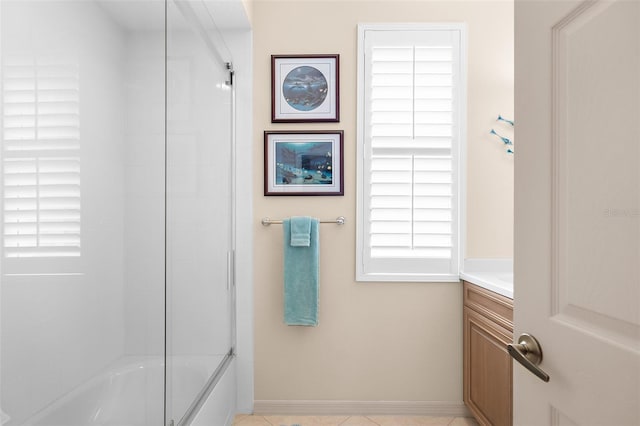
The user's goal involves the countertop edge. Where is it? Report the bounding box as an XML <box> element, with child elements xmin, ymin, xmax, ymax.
<box><xmin>460</xmin><ymin>272</ymin><xmax>513</xmax><ymax>299</ymax></box>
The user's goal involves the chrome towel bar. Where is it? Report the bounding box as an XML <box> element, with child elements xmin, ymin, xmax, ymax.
<box><xmin>261</xmin><ymin>216</ymin><xmax>346</xmax><ymax>226</ymax></box>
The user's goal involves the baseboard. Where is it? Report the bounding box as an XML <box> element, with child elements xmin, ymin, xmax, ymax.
<box><xmin>253</xmin><ymin>400</ymin><xmax>471</xmax><ymax>417</ymax></box>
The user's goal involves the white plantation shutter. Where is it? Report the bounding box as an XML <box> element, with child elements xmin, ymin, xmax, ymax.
<box><xmin>357</xmin><ymin>25</ymin><xmax>465</xmax><ymax>281</ymax></box>
<box><xmin>2</xmin><ymin>57</ymin><xmax>81</xmax><ymax>259</ymax></box>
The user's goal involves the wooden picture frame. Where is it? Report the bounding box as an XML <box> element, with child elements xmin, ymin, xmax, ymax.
<box><xmin>264</xmin><ymin>130</ymin><xmax>344</xmax><ymax>196</ymax></box>
<box><xmin>271</xmin><ymin>55</ymin><xmax>339</xmax><ymax>122</ymax></box>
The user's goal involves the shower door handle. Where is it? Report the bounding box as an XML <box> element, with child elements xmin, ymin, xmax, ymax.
<box><xmin>226</xmin><ymin>251</ymin><xmax>231</xmax><ymax>290</ymax></box>
<box><xmin>226</xmin><ymin>250</ymin><xmax>235</xmax><ymax>291</ymax></box>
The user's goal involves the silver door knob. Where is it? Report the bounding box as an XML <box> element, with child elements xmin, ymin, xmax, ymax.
<box><xmin>508</xmin><ymin>333</ymin><xmax>550</xmax><ymax>382</ymax></box>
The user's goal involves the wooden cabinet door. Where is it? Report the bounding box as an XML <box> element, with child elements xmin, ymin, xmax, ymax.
<box><xmin>464</xmin><ymin>307</ymin><xmax>513</xmax><ymax>426</ymax></box>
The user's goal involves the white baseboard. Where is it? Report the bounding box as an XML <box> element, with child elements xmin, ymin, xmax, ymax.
<box><xmin>253</xmin><ymin>400</ymin><xmax>471</xmax><ymax>417</ymax></box>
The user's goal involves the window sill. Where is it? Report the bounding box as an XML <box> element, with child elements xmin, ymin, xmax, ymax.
<box><xmin>356</xmin><ymin>272</ymin><xmax>461</xmax><ymax>283</ymax></box>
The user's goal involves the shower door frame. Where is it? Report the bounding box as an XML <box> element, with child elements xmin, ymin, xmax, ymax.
<box><xmin>164</xmin><ymin>1</ymin><xmax>238</xmax><ymax>425</ymax></box>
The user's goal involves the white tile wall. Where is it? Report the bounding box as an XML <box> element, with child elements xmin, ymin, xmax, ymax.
<box><xmin>165</xmin><ymin>25</ymin><xmax>233</xmax><ymax>358</ymax></box>
<box><xmin>123</xmin><ymin>28</ymin><xmax>166</xmax><ymax>357</ymax></box>
<box><xmin>1</xmin><ymin>1</ymin><xmax>130</xmax><ymax>422</ymax></box>
<box><xmin>1</xmin><ymin>1</ymin><xmax>250</xmax><ymax>423</ymax></box>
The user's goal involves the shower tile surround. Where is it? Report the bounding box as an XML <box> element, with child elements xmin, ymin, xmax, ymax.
<box><xmin>233</xmin><ymin>415</ymin><xmax>478</xmax><ymax>426</ymax></box>
<box><xmin>0</xmin><ymin>2</ymin><xmax>132</xmax><ymax>422</ymax></box>
<box><xmin>0</xmin><ymin>0</ymin><xmax>246</xmax><ymax>424</ymax></box>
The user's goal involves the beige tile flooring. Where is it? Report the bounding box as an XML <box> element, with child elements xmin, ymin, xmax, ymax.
<box><xmin>233</xmin><ymin>415</ymin><xmax>479</xmax><ymax>426</ymax></box>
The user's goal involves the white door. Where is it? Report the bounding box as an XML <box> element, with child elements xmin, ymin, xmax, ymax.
<box><xmin>514</xmin><ymin>0</ymin><xmax>640</xmax><ymax>424</ymax></box>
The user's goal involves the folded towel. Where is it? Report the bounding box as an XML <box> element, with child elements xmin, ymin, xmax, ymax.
<box><xmin>290</xmin><ymin>216</ymin><xmax>311</xmax><ymax>247</ymax></box>
<box><xmin>283</xmin><ymin>217</ymin><xmax>319</xmax><ymax>326</ymax></box>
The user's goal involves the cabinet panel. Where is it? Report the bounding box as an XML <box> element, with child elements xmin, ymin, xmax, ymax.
<box><xmin>463</xmin><ymin>281</ymin><xmax>513</xmax><ymax>426</ymax></box>
<box><xmin>464</xmin><ymin>281</ymin><xmax>513</xmax><ymax>331</ymax></box>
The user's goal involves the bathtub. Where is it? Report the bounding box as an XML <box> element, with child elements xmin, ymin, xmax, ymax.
<box><xmin>19</xmin><ymin>356</ymin><xmax>224</xmax><ymax>426</ymax></box>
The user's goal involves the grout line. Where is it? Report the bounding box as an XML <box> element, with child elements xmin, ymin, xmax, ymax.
<box><xmin>337</xmin><ymin>415</ymin><xmax>382</xmax><ymax>426</ymax></box>
<box><xmin>365</xmin><ymin>416</ymin><xmax>383</xmax><ymax>426</ymax></box>
<box><xmin>338</xmin><ymin>415</ymin><xmax>383</xmax><ymax>426</ymax></box>
<box><xmin>263</xmin><ymin>416</ymin><xmax>275</xmax><ymax>426</ymax></box>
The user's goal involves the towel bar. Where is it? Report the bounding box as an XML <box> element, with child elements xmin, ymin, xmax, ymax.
<box><xmin>261</xmin><ymin>216</ymin><xmax>345</xmax><ymax>226</ymax></box>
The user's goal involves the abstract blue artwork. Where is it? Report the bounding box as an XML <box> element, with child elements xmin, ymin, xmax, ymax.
<box><xmin>282</xmin><ymin>66</ymin><xmax>328</xmax><ymax>112</ymax></box>
<box><xmin>275</xmin><ymin>141</ymin><xmax>333</xmax><ymax>185</ymax></box>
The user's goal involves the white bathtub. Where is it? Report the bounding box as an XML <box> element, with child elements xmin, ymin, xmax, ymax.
<box><xmin>19</xmin><ymin>356</ymin><xmax>224</xmax><ymax>426</ymax></box>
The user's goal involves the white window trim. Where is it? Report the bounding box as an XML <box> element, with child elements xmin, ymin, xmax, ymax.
<box><xmin>356</xmin><ymin>23</ymin><xmax>467</xmax><ymax>282</ymax></box>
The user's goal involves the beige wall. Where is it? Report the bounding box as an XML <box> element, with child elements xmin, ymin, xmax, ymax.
<box><xmin>252</xmin><ymin>1</ymin><xmax>513</xmax><ymax>403</ymax></box>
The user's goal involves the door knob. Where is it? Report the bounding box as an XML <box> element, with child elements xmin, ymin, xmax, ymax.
<box><xmin>508</xmin><ymin>333</ymin><xmax>550</xmax><ymax>382</ymax></box>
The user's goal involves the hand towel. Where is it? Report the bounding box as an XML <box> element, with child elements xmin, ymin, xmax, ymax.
<box><xmin>290</xmin><ymin>216</ymin><xmax>311</xmax><ymax>247</ymax></box>
<box><xmin>283</xmin><ymin>217</ymin><xmax>319</xmax><ymax>326</ymax></box>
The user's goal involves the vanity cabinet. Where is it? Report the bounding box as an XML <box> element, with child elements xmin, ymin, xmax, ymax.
<box><xmin>463</xmin><ymin>281</ymin><xmax>513</xmax><ymax>426</ymax></box>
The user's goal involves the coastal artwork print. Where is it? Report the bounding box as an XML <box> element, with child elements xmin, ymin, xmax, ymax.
<box><xmin>271</xmin><ymin>55</ymin><xmax>339</xmax><ymax>122</ymax></box>
<box><xmin>283</xmin><ymin>66</ymin><xmax>327</xmax><ymax>111</ymax></box>
<box><xmin>264</xmin><ymin>131</ymin><xmax>344</xmax><ymax>196</ymax></box>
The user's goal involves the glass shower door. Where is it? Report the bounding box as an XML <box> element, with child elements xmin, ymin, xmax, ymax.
<box><xmin>165</xmin><ymin>1</ymin><xmax>235</xmax><ymax>424</ymax></box>
<box><xmin>0</xmin><ymin>1</ymin><xmax>167</xmax><ymax>425</ymax></box>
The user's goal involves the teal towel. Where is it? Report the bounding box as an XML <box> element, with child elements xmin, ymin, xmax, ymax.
<box><xmin>283</xmin><ymin>217</ymin><xmax>319</xmax><ymax>326</ymax></box>
<box><xmin>290</xmin><ymin>216</ymin><xmax>311</xmax><ymax>247</ymax></box>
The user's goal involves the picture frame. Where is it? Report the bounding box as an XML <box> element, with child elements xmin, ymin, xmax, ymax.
<box><xmin>271</xmin><ymin>54</ymin><xmax>339</xmax><ymax>122</ymax></box>
<box><xmin>264</xmin><ymin>131</ymin><xmax>344</xmax><ymax>196</ymax></box>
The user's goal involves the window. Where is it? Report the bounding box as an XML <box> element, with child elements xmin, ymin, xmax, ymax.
<box><xmin>2</xmin><ymin>56</ymin><xmax>81</xmax><ymax>260</ymax></box>
<box><xmin>356</xmin><ymin>24</ymin><xmax>466</xmax><ymax>282</ymax></box>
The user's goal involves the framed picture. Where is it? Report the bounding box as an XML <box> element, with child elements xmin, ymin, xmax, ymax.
<box><xmin>271</xmin><ymin>54</ymin><xmax>339</xmax><ymax>122</ymax></box>
<box><xmin>264</xmin><ymin>131</ymin><xmax>344</xmax><ymax>196</ymax></box>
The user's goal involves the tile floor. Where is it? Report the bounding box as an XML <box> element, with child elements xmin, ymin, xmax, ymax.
<box><xmin>233</xmin><ymin>415</ymin><xmax>479</xmax><ymax>426</ymax></box>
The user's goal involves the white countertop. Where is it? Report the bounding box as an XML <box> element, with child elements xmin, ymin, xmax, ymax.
<box><xmin>460</xmin><ymin>259</ymin><xmax>513</xmax><ymax>299</ymax></box>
